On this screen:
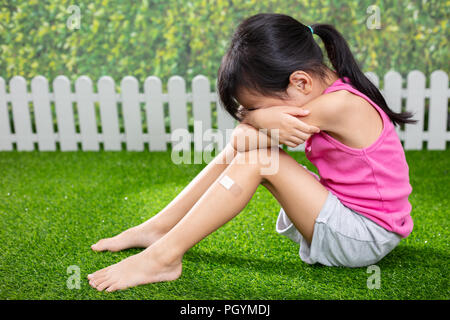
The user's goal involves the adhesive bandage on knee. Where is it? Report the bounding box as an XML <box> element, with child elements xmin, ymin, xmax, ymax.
<box><xmin>218</xmin><ymin>175</ymin><xmax>242</xmax><ymax>196</ymax></box>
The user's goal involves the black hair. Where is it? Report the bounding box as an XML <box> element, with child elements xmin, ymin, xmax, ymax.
<box><xmin>217</xmin><ymin>13</ymin><xmax>416</xmax><ymax>126</ymax></box>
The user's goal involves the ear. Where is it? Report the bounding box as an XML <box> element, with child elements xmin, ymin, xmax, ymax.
<box><xmin>290</xmin><ymin>71</ymin><xmax>313</xmax><ymax>95</ymax></box>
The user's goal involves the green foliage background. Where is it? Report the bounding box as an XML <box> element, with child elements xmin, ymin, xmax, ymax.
<box><xmin>0</xmin><ymin>0</ymin><xmax>448</xmax><ymax>90</ymax></box>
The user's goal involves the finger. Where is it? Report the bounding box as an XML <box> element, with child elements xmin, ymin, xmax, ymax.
<box><xmin>284</xmin><ymin>107</ymin><xmax>310</xmax><ymax>116</ymax></box>
<box><xmin>288</xmin><ymin>135</ymin><xmax>306</xmax><ymax>145</ymax></box>
<box><xmin>309</xmin><ymin>124</ymin><xmax>321</xmax><ymax>133</ymax></box>
<box><xmin>269</xmin><ymin>135</ymin><xmax>281</xmax><ymax>146</ymax></box>
<box><xmin>292</xmin><ymin>118</ymin><xmax>320</xmax><ymax>134</ymax></box>
<box><xmin>282</xmin><ymin>140</ymin><xmax>296</xmax><ymax>148</ymax></box>
<box><xmin>285</xmin><ymin>138</ymin><xmax>304</xmax><ymax>148</ymax></box>
<box><xmin>267</xmin><ymin>128</ymin><xmax>280</xmax><ymax>139</ymax></box>
<box><xmin>291</xmin><ymin>130</ymin><xmax>310</xmax><ymax>141</ymax></box>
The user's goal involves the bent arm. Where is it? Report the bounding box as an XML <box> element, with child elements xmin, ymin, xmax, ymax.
<box><xmin>243</xmin><ymin>90</ymin><xmax>349</xmax><ymax>133</ymax></box>
<box><xmin>230</xmin><ymin>123</ymin><xmax>279</xmax><ymax>152</ymax></box>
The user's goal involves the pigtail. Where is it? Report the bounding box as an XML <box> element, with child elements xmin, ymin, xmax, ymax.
<box><xmin>312</xmin><ymin>23</ymin><xmax>417</xmax><ymax>126</ymax></box>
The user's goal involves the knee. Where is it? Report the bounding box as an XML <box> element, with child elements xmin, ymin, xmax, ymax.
<box><xmin>232</xmin><ymin>147</ymin><xmax>286</xmax><ymax>179</ymax></box>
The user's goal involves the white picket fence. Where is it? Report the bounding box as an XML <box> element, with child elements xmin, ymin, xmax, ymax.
<box><xmin>0</xmin><ymin>70</ymin><xmax>448</xmax><ymax>152</ymax></box>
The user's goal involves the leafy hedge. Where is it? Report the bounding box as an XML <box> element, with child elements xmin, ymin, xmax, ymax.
<box><xmin>0</xmin><ymin>0</ymin><xmax>448</xmax><ymax>90</ymax></box>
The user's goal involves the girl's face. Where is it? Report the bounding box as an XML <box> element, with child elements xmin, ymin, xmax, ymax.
<box><xmin>236</xmin><ymin>70</ymin><xmax>336</xmax><ymax>111</ymax></box>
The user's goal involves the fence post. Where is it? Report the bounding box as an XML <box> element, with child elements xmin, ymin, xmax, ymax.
<box><xmin>365</xmin><ymin>72</ymin><xmax>379</xmax><ymax>87</ymax></box>
<box><xmin>404</xmin><ymin>70</ymin><xmax>426</xmax><ymax>150</ymax></box>
<box><xmin>192</xmin><ymin>75</ymin><xmax>212</xmax><ymax>152</ymax></box>
<box><xmin>383</xmin><ymin>71</ymin><xmax>403</xmax><ymax>137</ymax></box>
<box><xmin>98</xmin><ymin>76</ymin><xmax>121</xmax><ymax>151</ymax></box>
<box><xmin>10</xmin><ymin>76</ymin><xmax>34</xmax><ymax>151</ymax></box>
<box><xmin>75</xmin><ymin>76</ymin><xmax>99</xmax><ymax>151</ymax></box>
<box><xmin>32</xmin><ymin>76</ymin><xmax>56</xmax><ymax>151</ymax></box>
<box><xmin>0</xmin><ymin>77</ymin><xmax>12</xmax><ymax>151</ymax></box>
<box><xmin>144</xmin><ymin>76</ymin><xmax>167</xmax><ymax>151</ymax></box>
<box><xmin>53</xmin><ymin>76</ymin><xmax>77</xmax><ymax>151</ymax></box>
<box><xmin>428</xmin><ymin>70</ymin><xmax>448</xmax><ymax>150</ymax></box>
<box><xmin>121</xmin><ymin>76</ymin><xmax>144</xmax><ymax>151</ymax></box>
<box><xmin>168</xmin><ymin>75</ymin><xmax>189</xmax><ymax>151</ymax></box>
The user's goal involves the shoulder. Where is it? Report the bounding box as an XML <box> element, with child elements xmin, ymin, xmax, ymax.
<box><xmin>318</xmin><ymin>88</ymin><xmax>386</xmax><ymax>149</ymax></box>
<box><xmin>299</xmin><ymin>88</ymin><xmax>372</xmax><ymax>131</ymax></box>
<box><xmin>324</xmin><ymin>88</ymin><xmax>367</xmax><ymax>111</ymax></box>
<box><xmin>313</xmin><ymin>89</ymin><xmax>360</xmax><ymax>131</ymax></box>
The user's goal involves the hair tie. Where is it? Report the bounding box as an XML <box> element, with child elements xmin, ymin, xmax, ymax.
<box><xmin>308</xmin><ymin>25</ymin><xmax>314</xmax><ymax>34</ymax></box>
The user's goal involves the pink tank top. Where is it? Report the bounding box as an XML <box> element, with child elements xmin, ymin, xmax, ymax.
<box><xmin>305</xmin><ymin>77</ymin><xmax>413</xmax><ymax>238</ymax></box>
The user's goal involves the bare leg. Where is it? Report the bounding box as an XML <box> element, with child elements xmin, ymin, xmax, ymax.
<box><xmin>91</xmin><ymin>122</ymin><xmax>272</xmax><ymax>252</ymax></box>
<box><xmin>88</xmin><ymin>147</ymin><xmax>329</xmax><ymax>292</ymax></box>
<box><xmin>91</xmin><ymin>143</ymin><xmax>238</xmax><ymax>252</ymax></box>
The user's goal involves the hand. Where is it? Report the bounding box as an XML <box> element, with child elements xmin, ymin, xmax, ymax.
<box><xmin>241</xmin><ymin>106</ymin><xmax>320</xmax><ymax>148</ymax></box>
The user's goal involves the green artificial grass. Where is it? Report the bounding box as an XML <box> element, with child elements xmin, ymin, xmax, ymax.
<box><xmin>0</xmin><ymin>149</ymin><xmax>448</xmax><ymax>300</ymax></box>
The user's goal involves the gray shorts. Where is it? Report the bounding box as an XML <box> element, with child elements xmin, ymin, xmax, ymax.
<box><xmin>276</xmin><ymin>190</ymin><xmax>402</xmax><ymax>268</ymax></box>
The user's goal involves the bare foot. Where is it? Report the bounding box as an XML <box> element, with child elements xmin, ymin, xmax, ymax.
<box><xmin>87</xmin><ymin>246</ymin><xmax>182</xmax><ymax>292</ymax></box>
<box><xmin>91</xmin><ymin>222</ymin><xmax>167</xmax><ymax>252</ymax></box>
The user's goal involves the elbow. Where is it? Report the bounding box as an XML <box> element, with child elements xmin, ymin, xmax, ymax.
<box><xmin>230</xmin><ymin>123</ymin><xmax>256</xmax><ymax>152</ymax></box>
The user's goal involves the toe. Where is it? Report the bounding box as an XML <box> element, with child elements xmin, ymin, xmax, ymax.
<box><xmin>91</xmin><ymin>274</ymin><xmax>108</xmax><ymax>287</ymax></box>
<box><xmin>89</xmin><ymin>279</ymin><xmax>97</xmax><ymax>288</ymax></box>
<box><xmin>96</xmin><ymin>279</ymin><xmax>114</xmax><ymax>291</ymax></box>
<box><xmin>87</xmin><ymin>271</ymin><xmax>104</xmax><ymax>280</ymax></box>
<box><xmin>105</xmin><ymin>284</ymin><xmax>118</xmax><ymax>292</ymax></box>
<box><xmin>92</xmin><ymin>267</ymin><xmax>109</xmax><ymax>278</ymax></box>
<box><xmin>91</xmin><ymin>239</ymin><xmax>108</xmax><ymax>251</ymax></box>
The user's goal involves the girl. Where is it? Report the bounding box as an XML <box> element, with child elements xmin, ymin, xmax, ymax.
<box><xmin>88</xmin><ymin>13</ymin><xmax>416</xmax><ymax>292</ymax></box>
